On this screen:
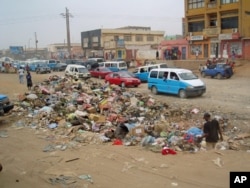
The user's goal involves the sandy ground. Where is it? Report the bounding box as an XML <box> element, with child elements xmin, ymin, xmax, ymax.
<box><xmin>0</xmin><ymin>63</ymin><xmax>250</xmax><ymax>188</ymax></box>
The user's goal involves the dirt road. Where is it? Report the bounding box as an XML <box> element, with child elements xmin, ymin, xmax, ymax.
<box><xmin>0</xmin><ymin>63</ymin><xmax>250</xmax><ymax>188</ymax></box>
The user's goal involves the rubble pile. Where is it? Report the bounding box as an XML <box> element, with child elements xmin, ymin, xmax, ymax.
<box><xmin>7</xmin><ymin>75</ymin><xmax>250</xmax><ymax>152</ymax></box>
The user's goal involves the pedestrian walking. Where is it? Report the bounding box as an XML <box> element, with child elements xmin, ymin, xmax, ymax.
<box><xmin>26</xmin><ymin>71</ymin><xmax>33</xmax><ymax>90</ymax></box>
<box><xmin>18</xmin><ymin>67</ymin><xmax>25</xmax><ymax>84</ymax></box>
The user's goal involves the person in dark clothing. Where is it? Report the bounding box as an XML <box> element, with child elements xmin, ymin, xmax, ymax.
<box><xmin>26</xmin><ymin>71</ymin><xmax>33</xmax><ymax>90</ymax></box>
<box><xmin>156</xmin><ymin>51</ymin><xmax>159</xmax><ymax>60</ymax></box>
<box><xmin>201</xmin><ymin>113</ymin><xmax>223</xmax><ymax>150</ymax></box>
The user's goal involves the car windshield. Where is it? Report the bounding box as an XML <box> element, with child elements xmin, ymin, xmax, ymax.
<box><xmin>178</xmin><ymin>72</ymin><xmax>198</xmax><ymax>80</ymax></box>
<box><xmin>78</xmin><ymin>68</ymin><xmax>89</xmax><ymax>73</ymax></box>
<box><xmin>119</xmin><ymin>71</ymin><xmax>134</xmax><ymax>78</ymax></box>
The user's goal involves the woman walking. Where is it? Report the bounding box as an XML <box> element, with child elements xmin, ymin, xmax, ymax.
<box><xmin>26</xmin><ymin>71</ymin><xmax>33</xmax><ymax>90</ymax></box>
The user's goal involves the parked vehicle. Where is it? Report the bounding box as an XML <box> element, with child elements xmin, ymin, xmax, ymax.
<box><xmin>88</xmin><ymin>57</ymin><xmax>105</xmax><ymax>63</ymax></box>
<box><xmin>29</xmin><ymin>60</ymin><xmax>47</xmax><ymax>71</ymax></box>
<box><xmin>99</xmin><ymin>61</ymin><xmax>127</xmax><ymax>72</ymax></box>
<box><xmin>36</xmin><ymin>65</ymin><xmax>51</xmax><ymax>74</ymax></box>
<box><xmin>65</xmin><ymin>64</ymin><xmax>91</xmax><ymax>80</ymax></box>
<box><xmin>89</xmin><ymin>67</ymin><xmax>112</xmax><ymax>79</ymax></box>
<box><xmin>53</xmin><ymin>63</ymin><xmax>67</xmax><ymax>71</ymax></box>
<box><xmin>77</xmin><ymin>60</ymin><xmax>100</xmax><ymax>70</ymax></box>
<box><xmin>64</xmin><ymin>59</ymin><xmax>79</xmax><ymax>65</ymax></box>
<box><xmin>148</xmin><ymin>68</ymin><xmax>206</xmax><ymax>98</ymax></box>
<box><xmin>105</xmin><ymin>71</ymin><xmax>141</xmax><ymax>87</ymax></box>
<box><xmin>201</xmin><ymin>63</ymin><xmax>233</xmax><ymax>79</ymax></box>
<box><xmin>45</xmin><ymin>59</ymin><xmax>58</xmax><ymax>70</ymax></box>
<box><xmin>0</xmin><ymin>94</ymin><xmax>14</xmax><ymax>115</ymax></box>
<box><xmin>133</xmin><ymin>63</ymin><xmax>169</xmax><ymax>82</ymax></box>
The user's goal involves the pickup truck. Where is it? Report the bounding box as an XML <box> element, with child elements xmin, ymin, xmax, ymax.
<box><xmin>0</xmin><ymin>94</ymin><xmax>14</xmax><ymax>115</ymax></box>
<box><xmin>201</xmin><ymin>63</ymin><xmax>233</xmax><ymax>79</ymax></box>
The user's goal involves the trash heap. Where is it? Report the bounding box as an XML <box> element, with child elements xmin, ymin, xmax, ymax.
<box><xmin>9</xmin><ymin>75</ymin><xmax>250</xmax><ymax>153</ymax></box>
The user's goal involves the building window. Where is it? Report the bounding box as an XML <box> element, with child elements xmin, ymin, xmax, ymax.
<box><xmin>92</xmin><ymin>36</ymin><xmax>98</xmax><ymax>43</ymax></box>
<box><xmin>188</xmin><ymin>0</ymin><xmax>205</xmax><ymax>9</ymax></box>
<box><xmin>147</xmin><ymin>35</ymin><xmax>154</xmax><ymax>42</ymax></box>
<box><xmin>221</xmin><ymin>0</ymin><xmax>238</xmax><ymax>4</ymax></box>
<box><xmin>221</xmin><ymin>16</ymin><xmax>238</xmax><ymax>29</ymax></box>
<box><xmin>83</xmin><ymin>38</ymin><xmax>88</xmax><ymax>48</ymax></box>
<box><xmin>210</xmin><ymin>19</ymin><xmax>217</xmax><ymax>27</ymax></box>
<box><xmin>136</xmin><ymin>35</ymin><xmax>143</xmax><ymax>42</ymax></box>
<box><xmin>188</xmin><ymin>21</ymin><xmax>205</xmax><ymax>32</ymax></box>
<box><xmin>124</xmin><ymin>35</ymin><xmax>132</xmax><ymax>41</ymax></box>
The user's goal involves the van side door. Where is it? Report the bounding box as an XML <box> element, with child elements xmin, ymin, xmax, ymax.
<box><xmin>137</xmin><ymin>67</ymin><xmax>149</xmax><ymax>82</ymax></box>
<box><xmin>167</xmin><ymin>71</ymin><xmax>180</xmax><ymax>94</ymax></box>
<box><xmin>157</xmin><ymin>71</ymin><xmax>170</xmax><ymax>93</ymax></box>
<box><xmin>110</xmin><ymin>62</ymin><xmax>119</xmax><ymax>72</ymax></box>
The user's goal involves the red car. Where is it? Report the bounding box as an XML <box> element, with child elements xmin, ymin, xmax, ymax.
<box><xmin>89</xmin><ymin>67</ymin><xmax>112</xmax><ymax>79</ymax></box>
<box><xmin>105</xmin><ymin>71</ymin><xmax>141</xmax><ymax>87</ymax></box>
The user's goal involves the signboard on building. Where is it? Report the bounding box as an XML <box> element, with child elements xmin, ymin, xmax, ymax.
<box><xmin>9</xmin><ymin>46</ymin><xmax>24</xmax><ymax>55</ymax></box>
<box><xmin>117</xmin><ymin>39</ymin><xmax>125</xmax><ymax>48</ymax></box>
<box><xmin>219</xmin><ymin>34</ymin><xmax>232</xmax><ymax>40</ymax></box>
<box><xmin>190</xmin><ymin>35</ymin><xmax>204</xmax><ymax>41</ymax></box>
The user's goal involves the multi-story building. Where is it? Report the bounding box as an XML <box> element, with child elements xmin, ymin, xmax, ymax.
<box><xmin>185</xmin><ymin>0</ymin><xmax>250</xmax><ymax>60</ymax></box>
<box><xmin>80</xmin><ymin>26</ymin><xmax>165</xmax><ymax>62</ymax></box>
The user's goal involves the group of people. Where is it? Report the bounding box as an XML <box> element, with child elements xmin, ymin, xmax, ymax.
<box><xmin>18</xmin><ymin>67</ymin><xmax>33</xmax><ymax>90</ymax></box>
<box><xmin>163</xmin><ymin>49</ymin><xmax>182</xmax><ymax>60</ymax></box>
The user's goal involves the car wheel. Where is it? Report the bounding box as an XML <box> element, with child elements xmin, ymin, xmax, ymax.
<box><xmin>179</xmin><ymin>89</ymin><xmax>187</xmax><ymax>98</ymax></box>
<box><xmin>151</xmin><ymin>86</ymin><xmax>158</xmax><ymax>95</ymax></box>
<box><xmin>201</xmin><ymin>72</ymin><xmax>206</xmax><ymax>78</ymax></box>
<box><xmin>216</xmin><ymin>73</ymin><xmax>223</xmax><ymax>79</ymax></box>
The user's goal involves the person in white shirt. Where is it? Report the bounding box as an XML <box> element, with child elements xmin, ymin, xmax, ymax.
<box><xmin>18</xmin><ymin>67</ymin><xmax>25</xmax><ymax>84</ymax></box>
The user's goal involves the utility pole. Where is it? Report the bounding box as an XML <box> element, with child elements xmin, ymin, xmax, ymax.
<box><xmin>35</xmin><ymin>32</ymin><xmax>38</xmax><ymax>55</ymax></box>
<box><xmin>61</xmin><ymin>7</ymin><xmax>73</xmax><ymax>58</ymax></box>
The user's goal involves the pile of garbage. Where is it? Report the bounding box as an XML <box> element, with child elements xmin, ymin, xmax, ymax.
<box><xmin>7</xmin><ymin>75</ymin><xmax>250</xmax><ymax>153</ymax></box>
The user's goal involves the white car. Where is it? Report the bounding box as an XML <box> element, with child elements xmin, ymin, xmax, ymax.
<box><xmin>65</xmin><ymin>64</ymin><xmax>91</xmax><ymax>80</ymax></box>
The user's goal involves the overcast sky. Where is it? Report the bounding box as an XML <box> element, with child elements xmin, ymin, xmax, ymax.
<box><xmin>0</xmin><ymin>0</ymin><xmax>184</xmax><ymax>49</ymax></box>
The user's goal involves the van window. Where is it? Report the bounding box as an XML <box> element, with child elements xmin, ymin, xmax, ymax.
<box><xmin>159</xmin><ymin>71</ymin><xmax>168</xmax><ymax>79</ymax></box>
<box><xmin>149</xmin><ymin>70</ymin><xmax>158</xmax><ymax>78</ymax></box>
<box><xmin>170</xmin><ymin>72</ymin><xmax>178</xmax><ymax>80</ymax></box>
<box><xmin>119</xmin><ymin>62</ymin><xmax>127</xmax><ymax>67</ymax></box>
<box><xmin>140</xmin><ymin>68</ymin><xmax>146</xmax><ymax>73</ymax></box>
<box><xmin>111</xmin><ymin>63</ymin><xmax>117</xmax><ymax>67</ymax></box>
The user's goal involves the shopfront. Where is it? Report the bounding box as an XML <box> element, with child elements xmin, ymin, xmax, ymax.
<box><xmin>188</xmin><ymin>35</ymin><xmax>209</xmax><ymax>60</ymax></box>
<box><xmin>219</xmin><ymin>33</ymin><xmax>242</xmax><ymax>60</ymax></box>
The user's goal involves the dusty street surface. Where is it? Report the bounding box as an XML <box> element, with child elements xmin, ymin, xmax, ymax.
<box><xmin>0</xmin><ymin>62</ymin><xmax>250</xmax><ymax>188</ymax></box>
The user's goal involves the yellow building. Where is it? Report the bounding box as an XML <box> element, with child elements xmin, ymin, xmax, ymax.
<box><xmin>81</xmin><ymin>26</ymin><xmax>165</xmax><ymax>62</ymax></box>
<box><xmin>185</xmin><ymin>0</ymin><xmax>250</xmax><ymax>60</ymax></box>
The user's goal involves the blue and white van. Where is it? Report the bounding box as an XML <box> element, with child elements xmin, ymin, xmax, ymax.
<box><xmin>133</xmin><ymin>63</ymin><xmax>169</xmax><ymax>82</ymax></box>
<box><xmin>98</xmin><ymin>61</ymin><xmax>127</xmax><ymax>72</ymax></box>
<box><xmin>147</xmin><ymin>68</ymin><xmax>206</xmax><ymax>98</ymax></box>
